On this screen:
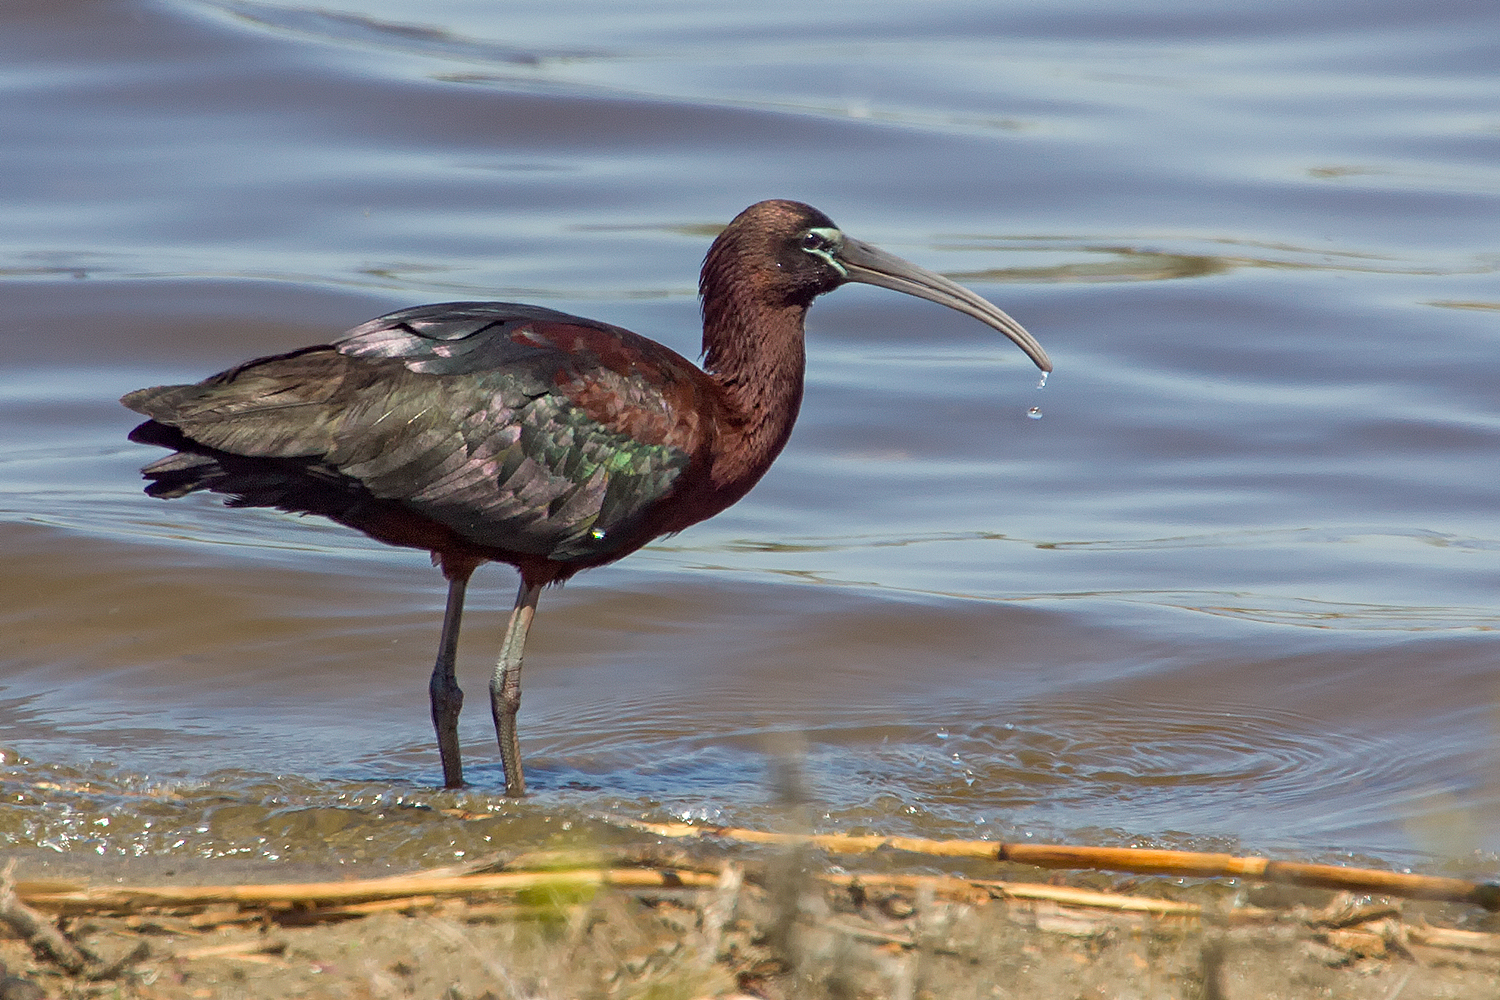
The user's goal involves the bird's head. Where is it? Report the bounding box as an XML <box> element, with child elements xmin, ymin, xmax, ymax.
<box><xmin>702</xmin><ymin>199</ymin><xmax>1051</xmax><ymax>372</ymax></box>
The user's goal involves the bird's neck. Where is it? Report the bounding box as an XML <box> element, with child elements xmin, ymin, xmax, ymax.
<box><xmin>700</xmin><ymin>287</ymin><xmax>808</xmax><ymax>493</ymax></box>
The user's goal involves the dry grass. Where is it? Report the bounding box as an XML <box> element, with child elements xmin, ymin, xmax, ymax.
<box><xmin>5</xmin><ymin>835</ymin><xmax>1500</xmax><ymax>999</ymax></box>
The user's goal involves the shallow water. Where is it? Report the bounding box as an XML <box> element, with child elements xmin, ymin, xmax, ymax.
<box><xmin>3</xmin><ymin>0</ymin><xmax>1499</xmax><ymax>873</ymax></box>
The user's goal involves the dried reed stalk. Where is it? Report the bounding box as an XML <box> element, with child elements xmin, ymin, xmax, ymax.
<box><xmin>619</xmin><ymin>819</ymin><xmax>1500</xmax><ymax>910</ymax></box>
<box><xmin>1</xmin><ymin>859</ymin><xmax>89</xmax><ymax>974</ymax></box>
<box><xmin>12</xmin><ymin>858</ymin><xmax>1500</xmax><ymax>966</ymax></box>
<box><xmin>18</xmin><ymin>867</ymin><xmax>719</xmax><ymax>914</ymax></box>
<box><xmin>819</xmin><ymin>871</ymin><xmax>1204</xmax><ymax>915</ymax></box>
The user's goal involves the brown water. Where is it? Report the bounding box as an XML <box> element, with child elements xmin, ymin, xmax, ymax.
<box><xmin>3</xmin><ymin>0</ymin><xmax>1499</xmax><ymax>873</ymax></box>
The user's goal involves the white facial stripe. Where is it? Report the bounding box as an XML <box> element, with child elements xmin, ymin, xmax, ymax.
<box><xmin>804</xmin><ymin>226</ymin><xmax>847</xmax><ymax>276</ymax></box>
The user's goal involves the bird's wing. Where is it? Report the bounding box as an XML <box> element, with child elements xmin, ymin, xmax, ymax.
<box><xmin>123</xmin><ymin>302</ymin><xmax>709</xmax><ymax>562</ymax></box>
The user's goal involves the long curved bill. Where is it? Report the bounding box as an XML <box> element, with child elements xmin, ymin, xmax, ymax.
<box><xmin>836</xmin><ymin>237</ymin><xmax>1052</xmax><ymax>373</ymax></box>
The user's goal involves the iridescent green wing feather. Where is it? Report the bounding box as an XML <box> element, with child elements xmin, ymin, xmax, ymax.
<box><xmin>124</xmin><ymin>302</ymin><xmax>698</xmax><ymax>562</ymax></box>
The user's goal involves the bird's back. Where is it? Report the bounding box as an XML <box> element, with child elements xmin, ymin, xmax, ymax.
<box><xmin>123</xmin><ymin>302</ymin><xmax>715</xmax><ymax>568</ymax></box>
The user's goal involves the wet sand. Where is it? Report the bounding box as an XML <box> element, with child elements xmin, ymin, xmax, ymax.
<box><xmin>6</xmin><ymin>830</ymin><xmax>1500</xmax><ymax>1000</ymax></box>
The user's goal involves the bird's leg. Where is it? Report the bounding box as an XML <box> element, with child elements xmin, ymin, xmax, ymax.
<box><xmin>492</xmin><ymin>580</ymin><xmax>544</xmax><ymax>797</ymax></box>
<box><xmin>430</xmin><ymin>570</ymin><xmax>472</xmax><ymax>789</ymax></box>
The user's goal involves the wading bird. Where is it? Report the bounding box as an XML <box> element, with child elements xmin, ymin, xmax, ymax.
<box><xmin>123</xmin><ymin>199</ymin><xmax>1050</xmax><ymax>796</ymax></box>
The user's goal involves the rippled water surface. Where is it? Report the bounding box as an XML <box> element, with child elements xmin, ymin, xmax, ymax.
<box><xmin>3</xmin><ymin>0</ymin><xmax>1499</xmax><ymax>872</ymax></box>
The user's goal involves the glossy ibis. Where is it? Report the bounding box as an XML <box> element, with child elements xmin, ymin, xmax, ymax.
<box><xmin>122</xmin><ymin>199</ymin><xmax>1051</xmax><ymax>796</ymax></box>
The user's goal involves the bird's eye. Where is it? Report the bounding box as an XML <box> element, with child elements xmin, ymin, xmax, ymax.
<box><xmin>798</xmin><ymin>227</ymin><xmax>848</xmax><ymax>277</ymax></box>
<box><xmin>800</xmin><ymin>227</ymin><xmax>843</xmax><ymax>256</ymax></box>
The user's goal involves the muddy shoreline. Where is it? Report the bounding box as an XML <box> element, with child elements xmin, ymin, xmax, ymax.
<box><xmin>6</xmin><ymin>832</ymin><xmax>1499</xmax><ymax>999</ymax></box>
